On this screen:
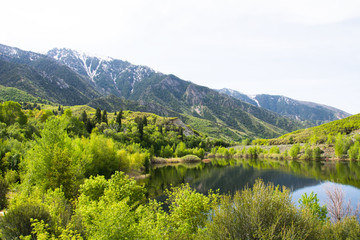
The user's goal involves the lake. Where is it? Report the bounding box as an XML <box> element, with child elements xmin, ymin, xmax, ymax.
<box><xmin>141</xmin><ymin>159</ymin><xmax>360</xmax><ymax>210</ymax></box>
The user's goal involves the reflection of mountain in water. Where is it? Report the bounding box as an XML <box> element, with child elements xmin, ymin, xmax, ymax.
<box><xmin>191</xmin><ymin>165</ymin><xmax>320</xmax><ymax>195</ymax></box>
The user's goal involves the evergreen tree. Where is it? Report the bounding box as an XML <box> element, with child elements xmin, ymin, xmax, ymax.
<box><xmin>102</xmin><ymin>110</ymin><xmax>108</xmax><ymax>124</ymax></box>
<box><xmin>135</xmin><ymin>116</ymin><xmax>144</xmax><ymax>140</ymax></box>
<box><xmin>80</xmin><ymin>110</ymin><xmax>88</xmax><ymax>123</ymax></box>
<box><xmin>95</xmin><ymin>108</ymin><xmax>102</xmax><ymax>124</ymax></box>
<box><xmin>116</xmin><ymin>110</ymin><xmax>122</xmax><ymax>131</ymax></box>
<box><xmin>86</xmin><ymin>119</ymin><xmax>93</xmax><ymax>133</ymax></box>
<box><xmin>142</xmin><ymin>116</ymin><xmax>148</xmax><ymax>126</ymax></box>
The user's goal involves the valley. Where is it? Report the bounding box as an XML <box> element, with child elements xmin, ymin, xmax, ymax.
<box><xmin>0</xmin><ymin>43</ymin><xmax>359</xmax><ymax>239</ymax></box>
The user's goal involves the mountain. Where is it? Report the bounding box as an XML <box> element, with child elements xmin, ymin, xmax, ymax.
<box><xmin>45</xmin><ymin>48</ymin><xmax>304</xmax><ymax>139</ymax></box>
<box><xmin>218</xmin><ymin>88</ymin><xmax>351</xmax><ymax>125</ymax></box>
<box><xmin>0</xmin><ymin>44</ymin><xmax>102</xmax><ymax>105</ymax></box>
<box><xmin>0</xmin><ymin>44</ymin><xmax>303</xmax><ymax>140</ymax></box>
<box><xmin>47</xmin><ymin>48</ymin><xmax>160</xmax><ymax>99</ymax></box>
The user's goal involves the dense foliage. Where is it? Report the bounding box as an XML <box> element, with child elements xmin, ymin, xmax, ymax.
<box><xmin>0</xmin><ymin>101</ymin><xmax>359</xmax><ymax>239</ymax></box>
<box><xmin>255</xmin><ymin>113</ymin><xmax>360</xmax><ymax>145</ymax></box>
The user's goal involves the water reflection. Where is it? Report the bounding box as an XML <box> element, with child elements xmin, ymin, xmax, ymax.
<box><xmin>141</xmin><ymin>159</ymin><xmax>360</xmax><ymax>204</ymax></box>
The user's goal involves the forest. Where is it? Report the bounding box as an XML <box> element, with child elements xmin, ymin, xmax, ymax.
<box><xmin>0</xmin><ymin>101</ymin><xmax>359</xmax><ymax>239</ymax></box>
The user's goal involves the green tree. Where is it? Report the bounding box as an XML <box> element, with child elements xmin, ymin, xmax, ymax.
<box><xmin>74</xmin><ymin>171</ymin><xmax>146</xmax><ymax>239</ymax></box>
<box><xmin>116</xmin><ymin>110</ymin><xmax>123</xmax><ymax>131</ymax></box>
<box><xmin>289</xmin><ymin>143</ymin><xmax>300</xmax><ymax>159</ymax></box>
<box><xmin>299</xmin><ymin>192</ymin><xmax>328</xmax><ymax>222</ymax></box>
<box><xmin>101</xmin><ymin>110</ymin><xmax>108</xmax><ymax>124</ymax></box>
<box><xmin>1</xmin><ymin>101</ymin><xmax>27</xmax><ymax>125</ymax></box>
<box><xmin>312</xmin><ymin>147</ymin><xmax>322</xmax><ymax>160</ymax></box>
<box><xmin>165</xmin><ymin>184</ymin><xmax>219</xmax><ymax>239</ymax></box>
<box><xmin>94</xmin><ymin>108</ymin><xmax>102</xmax><ymax>124</ymax></box>
<box><xmin>80</xmin><ymin>110</ymin><xmax>87</xmax><ymax>123</ymax></box>
<box><xmin>348</xmin><ymin>141</ymin><xmax>360</xmax><ymax>160</ymax></box>
<box><xmin>135</xmin><ymin>116</ymin><xmax>144</xmax><ymax>140</ymax></box>
<box><xmin>22</xmin><ymin>117</ymin><xmax>83</xmax><ymax>199</ymax></box>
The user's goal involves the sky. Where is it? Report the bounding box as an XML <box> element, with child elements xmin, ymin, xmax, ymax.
<box><xmin>1</xmin><ymin>0</ymin><xmax>360</xmax><ymax>114</ymax></box>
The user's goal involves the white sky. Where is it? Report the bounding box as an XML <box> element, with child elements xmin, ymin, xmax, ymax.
<box><xmin>1</xmin><ymin>0</ymin><xmax>360</xmax><ymax>114</ymax></box>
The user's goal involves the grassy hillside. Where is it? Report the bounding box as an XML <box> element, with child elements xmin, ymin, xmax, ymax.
<box><xmin>262</xmin><ymin>114</ymin><xmax>360</xmax><ymax>145</ymax></box>
<box><xmin>0</xmin><ymin>85</ymin><xmax>50</xmax><ymax>103</ymax></box>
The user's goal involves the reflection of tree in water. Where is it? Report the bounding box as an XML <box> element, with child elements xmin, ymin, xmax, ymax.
<box><xmin>142</xmin><ymin>159</ymin><xmax>360</xmax><ymax>200</ymax></box>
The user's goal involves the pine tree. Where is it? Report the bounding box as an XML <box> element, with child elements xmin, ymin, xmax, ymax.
<box><xmin>80</xmin><ymin>110</ymin><xmax>87</xmax><ymax>123</ymax></box>
<box><xmin>142</xmin><ymin>116</ymin><xmax>148</xmax><ymax>126</ymax></box>
<box><xmin>86</xmin><ymin>119</ymin><xmax>93</xmax><ymax>133</ymax></box>
<box><xmin>135</xmin><ymin>116</ymin><xmax>144</xmax><ymax>140</ymax></box>
<box><xmin>116</xmin><ymin>110</ymin><xmax>123</xmax><ymax>131</ymax></box>
<box><xmin>102</xmin><ymin>110</ymin><xmax>108</xmax><ymax>124</ymax></box>
<box><xmin>95</xmin><ymin>108</ymin><xmax>102</xmax><ymax>124</ymax></box>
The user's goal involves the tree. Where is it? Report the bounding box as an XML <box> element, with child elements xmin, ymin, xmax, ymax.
<box><xmin>1</xmin><ymin>101</ymin><xmax>27</xmax><ymax>125</ymax></box>
<box><xmin>348</xmin><ymin>142</ymin><xmax>359</xmax><ymax>160</ymax></box>
<box><xmin>95</xmin><ymin>108</ymin><xmax>102</xmax><ymax>124</ymax></box>
<box><xmin>135</xmin><ymin>116</ymin><xmax>144</xmax><ymax>140</ymax></box>
<box><xmin>102</xmin><ymin>110</ymin><xmax>108</xmax><ymax>124</ymax></box>
<box><xmin>116</xmin><ymin>110</ymin><xmax>123</xmax><ymax>131</ymax></box>
<box><xmin>142</xmin><ymin>116</ymin><xmax>148</xmax><ymax>126</ymax></box>
<box><xmin>80</xmin><ymin>110</ymin><xmax>87</xmax><ymax>123</ymax></box>
<box><xmin>299</xmin><ymin>192</ymin><xmax>328</xmax><ymax>222</ymax></box>
<box><xmin>85</xmin><ymin>119</ymin><xmax>93</xmax><ymax>133</ymax></box>
<box><xmin>22</xmin><ymin>118</ymin><xmax>83</xmax><ymax>199</ymax></box>
<box><xmin>165</xmin><ymin>184</ymin><xmax>219</xmax><ymax>239</ymax></box>
<box><xmin>289</xmin><ymin>143</ymin><xmax>300</xmax><ymax>159</ymax></box>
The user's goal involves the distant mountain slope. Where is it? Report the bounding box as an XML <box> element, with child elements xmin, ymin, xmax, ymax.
<box><xmin>0</xmin><ymin>43</ymin><xmax>303</xmax><ymax>140</ymax></box>
<box><xmin>218</xmin><ymin>88</ymin><xmax>351</xmax><ymax>125</ymax></box>
<box><xmin>46</xmin><ymin>47</ymin><xmax>301</xmax><ymax>139</ymax></box>
<box><xmin>0</xmin><ymin>85</ymin><xmax>47</xmax><ymax>103</ymax></box>
<box><xmin>47</xmin><ymin>48</ymin><xmax>161</xmax><ymax>98</ymax></box>
<box><xmin>268</xmin><ymin>113</ymin><xmax>360</xmax><ymax>145</ymax></box>
<box><xmin>0</xmin><ymin>44</ymin><xmax>102</xmax><ymax>105</ymax></box>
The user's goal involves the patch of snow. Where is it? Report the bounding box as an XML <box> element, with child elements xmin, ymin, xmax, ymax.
<box><xmin>10</xmin><ymin>48</ymin><xmax>18</xmax><ymax>56</ymax></box>
<box><xmin>73</xmin><ymin>51</ymin><xmax>104</xmax><ymax>83</ymax></box>
<box><xmin>110</xmin><ymin>73</ymin><xmax>119</xmax><ymax>91</ymax></box>
<box><xmin>249</xmin><ymin>95</ymin><xmax>261</xmax><ymax>107</ymax></box>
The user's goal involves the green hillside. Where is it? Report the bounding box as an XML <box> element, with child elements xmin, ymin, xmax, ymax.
<box><xmin>263</xmin><ymin>113</ymin><xmax>360</xmax><ymax>145</ymax></box>
<box><xmin>0</xmin><ymin>85</ymin><xmax>49</xmax><ymax>103</ymax></box>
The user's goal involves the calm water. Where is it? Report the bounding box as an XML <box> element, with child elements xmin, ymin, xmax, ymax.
<box><xmin>142</xmin><ymin>159</ymin><xmax>360</xmax><ymax>209</ymax></box>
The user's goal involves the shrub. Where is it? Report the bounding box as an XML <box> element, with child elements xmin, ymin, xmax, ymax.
<box><xmin>181</xmin><ymin>154</ymin><xmax>201</xmax><ymax>163</ymax></box>
<box><xmin>0</xmin><ymin>177</ymin><xmax>9</xmax><ymax>210</ymax></box>
<box><xmin>299</xmin><ymin>192</ymin><xmax>328</xmax><ymax>222</ymax></box>
<box><xmin>289</xmin><ymin>144</ymin><xmax>300</xmax><ymax>159</ymax></box>
<box><xmin>312</xmin><ymin>147</ymin><xmax>322</xmax><ymax>160</ymax></box>
<box><xmin>201</xmin><ymin>179</ymin><xmax>321</xmax><ymax>239</ymax></box>
<box><xmin>0</xmin><ymin>203</ymin><xmax>52</xmax><ymax>240</ymax></box>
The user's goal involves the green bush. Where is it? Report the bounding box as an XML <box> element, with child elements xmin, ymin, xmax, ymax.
<box><xmin>289</xmin><ymin>144</ymin><xmax>300</xmax><ymax>159</ymax></box>
<box><xmin>201</xmin><ymin>179</ymin><xmax>321</xmax><ymax>239</ymax></box>
<box><xmin>0</xmin><ymin>203</ymin><xmax>53</xmax><ymax>240</ymax></box>
<box><xmin>0</xmin><ymin>177</ymin><xmax>8</xmax><ymax>210</ymax></box>
<box><xmin>181</xmin><ymin>154</ymin><xmax>201</xmax><ymax>163</ymax></box>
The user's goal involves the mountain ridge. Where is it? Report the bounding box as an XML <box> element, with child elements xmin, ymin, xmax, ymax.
<box><xmin>0</xmin><ymin>43</ymin><xmax>348</xmax><ymax>140</ymax></box>
<box><xmin>218</xmin><ymin>88</ymin><xmax>350</xmax><ymax>125</ymax></box>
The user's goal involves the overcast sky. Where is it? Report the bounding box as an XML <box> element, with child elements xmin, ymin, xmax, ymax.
<box><xmin>2</xmin><ymin>0</ymin><xmax>360</xmax><ymax>114</ymax></box>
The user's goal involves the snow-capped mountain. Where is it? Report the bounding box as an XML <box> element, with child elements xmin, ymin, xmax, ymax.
<box><xmin>47</xmin><ymin>48</ymin><xmax>160</xmax><ymax>98</ymax></box>
<box><xmin>0</xmin><ymin>43</ymin><xmax>351</xmax><ymax>139</ymax></box>
<box><xmin>0</xmin><ymin>44</ymin><xmax>102</xmax><ymax>105</ymax></box>
<box><xmin>218</xmin><ymin>88</ymin><xmax>351</xmax><ymax>125</ymax></box>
